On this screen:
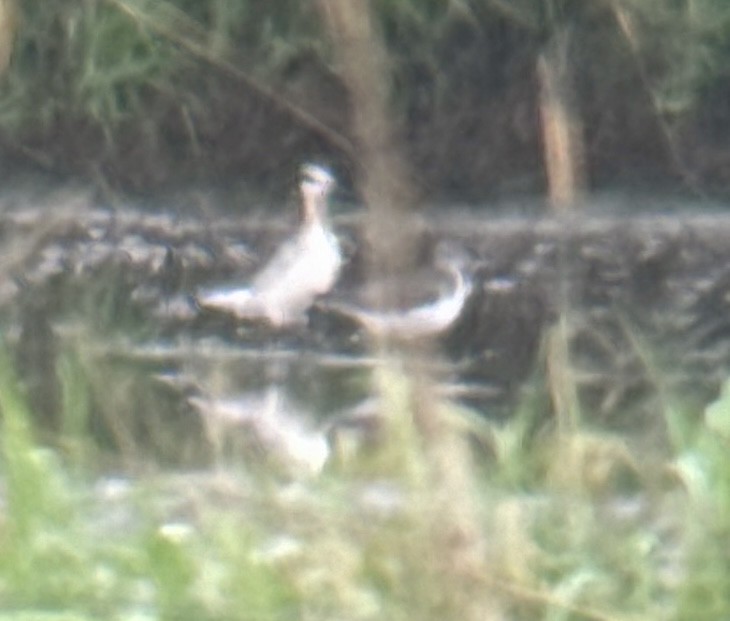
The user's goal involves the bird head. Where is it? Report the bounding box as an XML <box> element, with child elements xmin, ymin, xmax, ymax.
<box><xmin>299</xmin><ymin>163</ymin><xmax>336</xmax><ymax>222</ymax></box>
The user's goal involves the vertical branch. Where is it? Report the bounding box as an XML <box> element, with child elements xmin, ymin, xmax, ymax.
<box><xmin>546</xmin><ymin>315</ymin><xmax>581</xmax><ymax>433</ymax></box>
<box><xmin>316</xmin><ymin>0</ymin><xmax>418</xmax><ymax>278</ymax></box>
<box><xmin>538</xmin><ymin>24</ymin><xmax>585</xmax><ymax>442</ymax></box>
<box><xmin>537</xmin><ymin>26</ymin><xmax>586</xmax><ymax>211</ymax></box>
<box><xmin>0</xmin><ymin>0</ymin><xmax>18</xmax><ymax>77</ymax></box>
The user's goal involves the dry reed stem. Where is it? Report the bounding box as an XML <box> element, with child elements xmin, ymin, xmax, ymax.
<box><xmin>0</xmin><ymin>0</ymin><xmax>17</xmax><ymax>76</ymax></box>
<box><xmin>538</xmin><ymin>26</ymin><xmax>586</xmax><ymax>211</ymax></box>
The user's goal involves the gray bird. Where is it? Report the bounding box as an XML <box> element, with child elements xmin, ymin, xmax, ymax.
<box><xmin>321</xmin><ymin>243</ymin><xmax>473</xmax><ymax>341</ymax></box>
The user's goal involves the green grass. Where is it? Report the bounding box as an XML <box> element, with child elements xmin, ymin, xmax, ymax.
<box><xmin>0</xmin><ymin>334</ymin><xmax>729</xmax><ymax>620</ymax></box>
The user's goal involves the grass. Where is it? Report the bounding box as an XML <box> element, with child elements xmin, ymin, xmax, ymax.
<box><xmin>0</xmin><ymin>326</ymin><xmax>729</xmax><ymax>619</ymax></box>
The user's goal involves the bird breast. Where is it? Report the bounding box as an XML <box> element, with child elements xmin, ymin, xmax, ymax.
<box><xmin>251</xmin><ymin>223</ymin><xmax>342</xmax><ymax>323</ymax></box>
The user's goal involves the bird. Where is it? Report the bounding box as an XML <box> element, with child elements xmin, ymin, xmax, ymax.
<box><xmin>320</xmin><ymin>243</ymin><xmax>474</xmax><ymax>341</ymax></box>
<box><xmin>197</xmin><ymin>163</ymin><xmax>342</xmax><ymax>327</ymax></box>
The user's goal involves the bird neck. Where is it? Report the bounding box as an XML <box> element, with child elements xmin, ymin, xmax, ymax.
<box><xmin>300</xmin><ymin>187</ymin><xmax>327</xmax><ymax>225</ymax></box>
<box><xmin>445</xmin><ymin>262</ymin><xmax>469</xmax><ymax>299</ymax></box>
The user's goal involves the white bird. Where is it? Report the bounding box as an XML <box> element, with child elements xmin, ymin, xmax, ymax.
<box><xmin>322</xmin><ymin>245</ymin><xmax>473</xmax><ymax>341</ymax></box>
<box><xmin>198</xmin><ymin>164</ymin><xmax>342</xmax><ymax>327</ymax></box>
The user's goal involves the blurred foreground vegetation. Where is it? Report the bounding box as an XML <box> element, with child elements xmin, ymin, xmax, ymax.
<box><xmin>0</xmin><ymin>329</ymin><xmax>729</xmax><ymax>620</ymax></box>
<box><xmin>2</xmin><ymin>0</ymin><xmax>730</xmax><ymax>199</ymax></box>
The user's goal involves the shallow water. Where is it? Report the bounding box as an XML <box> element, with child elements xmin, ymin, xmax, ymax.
<box><xmin>1</xmin><ymin>187</ymin><xmax>729</xmax><ymax>618</ymax></box>
<box><xmin>2</xmin><ymin>186</ymin><xmax>730</xmax><ymax>464</ymax></box>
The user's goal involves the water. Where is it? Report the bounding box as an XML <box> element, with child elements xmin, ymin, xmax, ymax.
<box><xmin>2</xmin><ymin>189</ymin><xmax>730</xmax><ymax>462</ymax></box>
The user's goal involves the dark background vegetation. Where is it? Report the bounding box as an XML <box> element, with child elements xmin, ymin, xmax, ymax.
<box><xmin>3</xmin><ymin>0</ymin><xmax>730</xmax><ymax>204</ymax></box>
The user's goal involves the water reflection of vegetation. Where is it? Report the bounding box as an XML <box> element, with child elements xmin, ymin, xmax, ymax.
<box><xmin>1</xmin><ymin>337</ymin><xmax>729</xmax><ymax>619</ymax></box>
